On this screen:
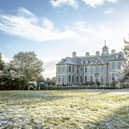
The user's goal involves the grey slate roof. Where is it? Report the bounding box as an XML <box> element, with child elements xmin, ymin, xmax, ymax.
<box><xmin>57</xmin><ymin>51</ymin><xmax>126</xmax><ymax>65</ymax></box>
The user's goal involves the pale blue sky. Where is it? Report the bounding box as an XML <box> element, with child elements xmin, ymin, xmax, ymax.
<box><xmin>0</xmin><ymin>0</ymin><xmax>129</xmax><ymax>77</ymax></box>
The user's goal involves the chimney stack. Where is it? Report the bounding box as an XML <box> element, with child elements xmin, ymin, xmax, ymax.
<box><xmin>96</xmin><ymin>51</ymin><xmax>100</xmax><ymax>56</ymax></box>
<box><xmin>111</xmin><ymin>49</ymin><xmax>116</xmax><ymax>55</ymax></box>
<box><xmin>72</xmin><ymin>51</ymin><xmax>77</xmax><ymax>58</ymax></box>
<box><xmin>85</xmin><ymin>52</ymin><xmax>90</xmax><ymax>57</ymax></box>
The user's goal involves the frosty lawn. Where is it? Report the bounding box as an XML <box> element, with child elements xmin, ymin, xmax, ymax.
<box><xmin>0</xmin><ymin>89</ymin><xmax>129</xmax><ymax>129</ymax></box>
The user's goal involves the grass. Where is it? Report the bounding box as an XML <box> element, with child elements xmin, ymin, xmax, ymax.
<box><xmin>0</xmin><ymin>89</ymin><xmax>129</xmax><ymax>129</ymax></box>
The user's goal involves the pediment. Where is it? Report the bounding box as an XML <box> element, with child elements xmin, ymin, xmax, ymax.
<box><xmin>89</xmin><ymin>58</ymin><xmax>104</xmax><ymax>65</ymax></box>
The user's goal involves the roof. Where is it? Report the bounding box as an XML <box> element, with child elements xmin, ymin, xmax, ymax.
<box><xmin>57</xmin><ymin>51</ymin><xmax>126</xmax><ymax>65</ymax></box>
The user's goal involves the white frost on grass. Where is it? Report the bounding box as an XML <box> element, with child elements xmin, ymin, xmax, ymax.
<box><xmin>0</xmin><ymin>89</ymin><xmax>129</xmax><ymax>128</ymax></box>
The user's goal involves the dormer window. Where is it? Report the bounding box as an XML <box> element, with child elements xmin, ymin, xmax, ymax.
<box><xmin>83</xmin><ymin>61</ymin><xmax>85</xmax><ymax>64</ymax></box>
<box><xmin>116</xmin><ymin>55</ymin><xmax>119</xmax><ymax>59</ymax></box>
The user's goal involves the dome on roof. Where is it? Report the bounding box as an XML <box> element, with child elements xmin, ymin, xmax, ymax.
<box><xmin>102</xmin><ymin>41</ymin><xmax>109</xmax><ymax>56</ymax></box>
<box><xmin>102</xmin><ymin>45</ymin><xmax>108</xmax><ymax>49</ymax></box>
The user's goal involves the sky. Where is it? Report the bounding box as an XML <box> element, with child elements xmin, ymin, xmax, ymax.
<box><xmin>0</xmin><ymin>0</ymin><xmax>129</xmax><ymax>78</ymax></box>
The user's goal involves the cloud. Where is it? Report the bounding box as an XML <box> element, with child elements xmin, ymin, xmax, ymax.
<box><xmin>0</xmin><ymin>7</ymin><xmax>129</xmax><ymax>78</ymax></box>
<box><xmin>104</xmin><ymin>8</ymin><xmax>114</xmax><ymax>15</ymax></box>
<box><xmin>0</xmin><ymin>8</ymin><xmax>77</xmax><ymax>42</ymax></box>
<box><xmin>17</xmin><ymin>7</ymin><xmax>34</xmax><ymax>17</ymax></box>
<box><xmin>42</xmin><ymin>18</ymin><xmax>55</xmax><ymax>30</ymax></box>
<box><xmin>50</xmin><ymin>0</ymin><xmax>78</xmax><ymax>8</ymax></box>
<box><xmin>70</xmin><ymin>19</ymin><xmax>129</xmax><ymax>49</ymax></box>
<box><xmin>82</xmin><ymin>0</ymin><xmax>118</xmax><ymax>7</ymax></box>
<box><xmin>50</xmin><ymin>0</ymin><xmax>119</xmax><ymax>8</ymax></box>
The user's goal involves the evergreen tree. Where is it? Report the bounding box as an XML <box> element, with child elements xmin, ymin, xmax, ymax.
<box><xmin>0</xmin><ymin>53</ymin><xmax>4</xmax><ymax>70</ymax></box>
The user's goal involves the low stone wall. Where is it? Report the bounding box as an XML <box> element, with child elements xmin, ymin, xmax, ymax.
<box><xmin>39</xmin><ymin>85</ymin><xmax>122</xmax><ymax>90</ymax></box>
<box><xmin>121</xmin><ymin>82</ymin><xmax>129</xmax><ymax>88</ymax></box>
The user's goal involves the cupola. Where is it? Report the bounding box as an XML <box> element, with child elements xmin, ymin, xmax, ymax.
<box><xmin>102</xmin><ymin>40</ymin><xmax>109</xmax><ymax>56</ymax></box>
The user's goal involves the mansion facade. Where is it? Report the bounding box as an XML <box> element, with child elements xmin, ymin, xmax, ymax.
<box><xmin>56</xmin><ymin>44</ymin><xmax>126</xmax><ymax>86</ymax></box>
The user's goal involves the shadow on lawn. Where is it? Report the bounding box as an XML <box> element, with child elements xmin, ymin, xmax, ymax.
<box><xmin>93</xmin><ymin>105</ymin><xmax>129</xmax><ymax>129</ymax></box>
<box><xmin>95</xmin><ymin>88</ymin><xmax>129</xmax><ymax>95</ymax></box>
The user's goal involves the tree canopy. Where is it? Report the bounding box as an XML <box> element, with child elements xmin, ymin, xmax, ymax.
<box><xmin>11</xmin><ymin>51</ymin><xmax>43</xmax><ymax>82</ymax></box>
<box><xmin>0</xmin><ymin>53</ymin><xmax>4</xmax><ymax>70</ymax></box>
<box><xmin>122</xmin><ymin>39</ymin><xmax>129</xmax><ymax>80</ymax></box>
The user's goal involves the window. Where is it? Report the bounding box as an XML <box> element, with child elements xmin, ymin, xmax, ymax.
<box><xmin>116</xmin><ymin>55</ymin><xmax>119</xmax><ymax>59</ymax></box>
<box><xmin>62</xmin><ymin>66</ymin><xmax>64</xmax><ymax>72</ymax></box>
<box><xmin>76</xmin><ymin>76</ymin><xmax>79</xmax><ymax>82</ymax></box>
<box><xmin>87</xmin><ymin>67</ymin><xmax>90</xmax><ymax>73</ymax></box>
<box><xmin>85</xmin><ymin>76</ymin><xmax>87</xmax><ymax>82</ymax></box>
<box><xmin>68</xmin><ymin>75</ymin><xmax>71</xmax><ymax>82</ymax></box>
<box><xmin>101</xmin><ymin>66</ymin><xmax>104</xmax><ymax>72</ymax></box>
<box><xmin>95</xmin><ymin>66</ymin><xmax>97</xmax><ymax>73</ymax></box>
<box><xmin>112</xmin><ymin>73</ymin><xmax>115</xmax><ymax>81</ymax></box>
<box><xmin>77</xmin><ymin>66</ymin><xmax>79</xmax><ymax>73</ymax></box>
<box><xmin>90</xmin><ymin>76</ymin><xmax>93</xmax><ymax>82</ymax></box>
<box><xmin>95</xmin><ymin>73</ymin><xmax>99</xmax><ymax>82</ymax></box>
<box><xmin>80</xmin><ymin>76</ymin><xmax>83</xmax><ymax>83</ymax></box>
<box><xmin>57</xmin><ymin>66</ymin><xmax>60</xmax><ymax>73</ymax></box>
<box><xmin>80</xmin><ymin>67</ymin><xmax>83</xmax><ymax>71</ymax></box>
<box><xmin>90</xmin><ymin>67</ymin><xmax>93</xmax><ymax>73</ymax></box>
<box><xmin>72</xmin><ymin>66</ymin><xmax>74</xmax><ymax>72</ymax></box>
<box><xmin>85</xmin><ymin>67</ymin><xmax>87</xmax><ymax>72</ymax></box>
<box><xmin>118</xmin><ymin>62</ymin><xmax>122</xmax><ymax>69</ymax></box>
<box><xmin>60</xmin><ymin>65</ymin><xmax>62</xmax><ymax>72</ymax></box>
<box><xmin>101</xmin><ymin>76</ymin><xmax>104</xmax><ymax>83</ymax></box>
<box><xmin>62</xmin><ymin>75</ymin><xmax>64</xmax><ymax>82</ymax></box>
<box><xmin>58</xmin><ymin>76</ymin><xmax>60</xmax><ymax>82</ymax></box>
<box><xmin>72</xmin><ymin>75</ymin><xmax>74</xmax><ymax>82</ymax></box>
<box><xmin>69</xmin><ymin>66</ymin><xmax>71</xmax><ymax>72</ymax></box>
<box><xmin>95</xmin><ymin>66</ymin><xmax>99</xmax><ymax>73</ymax></box>
<box><xmin>112</xmin><ymin>62</ymin><xmax>115</xmax><ymax>70</ymax></box>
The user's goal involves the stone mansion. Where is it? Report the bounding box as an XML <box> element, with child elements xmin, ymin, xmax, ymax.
<box><xmin>56</xmin><ymin>44</ymin><xmax>126</xmax><ymax>86</ymax></box>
